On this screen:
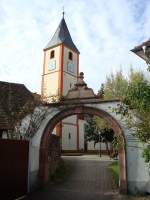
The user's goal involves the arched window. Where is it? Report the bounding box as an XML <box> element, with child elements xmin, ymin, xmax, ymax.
<box><xmin>50</xmin><ymin>50</ymin><xmax>55</xmax><ymax>59</ymax></box>
<box><xmin>68</xmin><ymin>51</ymin><xmax>73</xmax><ymax>60</ymax></box>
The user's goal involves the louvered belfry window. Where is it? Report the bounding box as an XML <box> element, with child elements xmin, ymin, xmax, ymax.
<box><xmin>50</xmin><ymin>50</ymin><xmax>55</xmax><ymax>59</ymax></box>
<box><xmin>68</xmin><ymin>51</ymin><xmax>73</xmax><ymax>60</ymax></box>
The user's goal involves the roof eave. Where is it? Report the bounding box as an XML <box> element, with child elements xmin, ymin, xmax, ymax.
<box><xmin>130</xmin><ymin>48</ymin><xmax>150</xmax><ymax>63</ymax></box>
<box><xmin>43</xmin><ymin>43</ymin><xmax>80</xmax><ymax>54</ymax></box>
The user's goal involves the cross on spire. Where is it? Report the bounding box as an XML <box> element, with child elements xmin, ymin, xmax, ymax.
<box><xmin>62</xmin><ymin>6</ymin><xmax>65</xmax><ymax>18</ymax></box>
<box><xmin>44</xmin><ymin>9</ymin><xmax>80</xmax><ymax>53</ymax></box>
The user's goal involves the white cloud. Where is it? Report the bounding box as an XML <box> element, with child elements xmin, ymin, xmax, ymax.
<box><xmin>0</xmin><ymin>0</ymin><xmax>149</xmax><ymax>93</ymax></box>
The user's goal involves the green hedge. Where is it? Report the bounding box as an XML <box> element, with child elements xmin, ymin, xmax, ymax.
<box><xmin>109</xmin><ymin>161</ymin><xmax>119</xmax><ymax>188</ymax></box>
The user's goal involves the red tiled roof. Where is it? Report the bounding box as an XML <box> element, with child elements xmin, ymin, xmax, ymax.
<box><xmin>0</xmin><ymin>81</ymin><xmax>36</xmax><ymax>130</ymax></box>
<box><xmin>0</xmin><ymin>105</ymin><xmax>10</xmax><ymax>129</ymax></box>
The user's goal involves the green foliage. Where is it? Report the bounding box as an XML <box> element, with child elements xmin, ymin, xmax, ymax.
<box><xmin>94</xmin><ymin>116</ymin><xmax>111</xmax><ymax>129</ymax></box>
<box><xmin>143</xmin><ymin>146</ymin><xmax>150</xmax><ymax>163</ymax></box>
<box><xmin>103</xmin><ymin>70</ymin><xmax>128</xmax><ymax>100</ymax></box>
<box><xmin>85</xmin><ymin>117</ymin><xmax>114</xmax><ymax>147</ymax></box>
<box><xmin>107</xmin><ymin>68</ymin><xmax>150</xmax><ymax>173</ymax></box>
<box><xmin>124</xmin><ymin>69</ymin><xmax>150</xmax><ymax>113</ymax></box>
<box><xmin>136</xmin><ymin>117</ymin><xmax>150</xmax><ymax>143</ymax></box>
<box><xmin>85</xmin><ymin>117</ymin><xmax>100</xmax><ymax>145</ymax></box>
<box><xmin>112</xmin><ymin>104</ymin><xmax>130</xmax><ymax>119</ymax></box>
<box><xmin>112</xmin><ymin>137</ymin><xmax>119</xmax><ymax>149</ymax></box>
<box><xmin>124</xmin><ymin>69</ymin><xmax>150</xmax><ymax>143</ymax></box>
<box><xmin>108</xmin><ymin>161</ymin><xmax>119</xmax><ymax>188</ymax></box>
<box><xmin>50</xmin><ymin>159</ymin><xmax>71</xmax><ymax>182</ymax></box>
<box><xmin>112</xmin><ymin>135</ymin><xmax>125</xmax><ymax>152</ymax></box>
<box><xmin>97</xmin><ymin>83</ymin><xmax>104</xmax><ymax>98</ymax></box>
<box><xmin>142</xmin><ymin>146</ymin><xmax>150</xmax><ymax>174</ymax></box>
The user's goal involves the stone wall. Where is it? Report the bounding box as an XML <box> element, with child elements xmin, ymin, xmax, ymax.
<box><xmin>29</xmin><ymin>133</ymin><xmax>61</xmax><ymax>192</ymax></box>
<box><xmin>48</xmin><ymin>134</ymin><xmax>61</xmax><ymax>178</ymax></box>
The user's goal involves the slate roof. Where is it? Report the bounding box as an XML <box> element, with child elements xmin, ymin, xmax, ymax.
<box><xmin>131</xmin><ymin>38</ymin><xmax>150</xmax><ymax>52</ymax></box>
<box><xmin>44</xmin><ymin>17</ymin><xmax>80</xmax><ymax>53</ymax></box>
<box><xmin>131</xmin><ymin>38</ymin><xmax>150</xmax><ymax>63</ymax></box>
<box><xmin>0</xmin><ymin>81</ymin><xmax>36</xmax><ymax>130</ymax></box>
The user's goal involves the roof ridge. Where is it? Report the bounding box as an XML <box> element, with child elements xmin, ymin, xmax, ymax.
<box><xmin>0</xmin><ymin>80</ymin><xmax>24</xmax><ymax>86</ymax></box>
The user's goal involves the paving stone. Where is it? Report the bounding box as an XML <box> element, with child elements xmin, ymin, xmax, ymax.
<box><xmin>25</xmin><ymin>155</ymin><xmax>115</xmax><ymax>200</ymax></box>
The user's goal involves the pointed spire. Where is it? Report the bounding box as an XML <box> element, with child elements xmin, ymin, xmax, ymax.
<box><xmin>44</xmin><ymin>16</ymin><xmax>80</xmax><ymax>53</ymax></box>
<box><xmin>62</xmin><ymin>6</ymin><xmax>65</xmax><ymax>19</ymax></box>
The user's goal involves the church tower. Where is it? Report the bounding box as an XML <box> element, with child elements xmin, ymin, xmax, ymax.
<box><xmin>41</xmin><ymin>15</ymin><xmax>79</xmax><ymax>101</ymax></box>
<box><xmin>41</xmin><ymin>15</ymin><xmax>83</xmax><ymax>152</ymax></box>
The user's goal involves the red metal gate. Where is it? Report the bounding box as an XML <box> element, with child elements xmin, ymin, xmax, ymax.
<box><xmin>0</xmin><ymin>139</ymin><xmax>29</xmax><ymax>200</ymax></box>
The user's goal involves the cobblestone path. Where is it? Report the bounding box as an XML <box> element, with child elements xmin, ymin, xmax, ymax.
<box><xmin>25</xmin><ymin>155</ymin><xmax>115</xmax><ymax>200</ymax></box>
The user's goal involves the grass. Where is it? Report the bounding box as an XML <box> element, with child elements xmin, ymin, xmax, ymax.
<box><xmin>108</xmin><ymin>162</ymin><xmax>150</xmax><ymax>199</ymax></box>
<box><xmin>109</xmin><ymin>161</ymin><xmax>119</xmax><ymax>188</ymax></box>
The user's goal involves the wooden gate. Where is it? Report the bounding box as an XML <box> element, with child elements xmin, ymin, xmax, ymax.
<box><xmin>0</xmin><ymin>139</ymin><xmax>29</xmax><ymax>200</ymax></box>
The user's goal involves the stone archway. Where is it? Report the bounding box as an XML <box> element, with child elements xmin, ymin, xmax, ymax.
<box><xmin>39</xmin><ymin>105</ymin><xmax>127</xmax><ymax>194</ymax></box>
<box><xmin>28</xmin><ymin>73</ymin><xmax>150</xmax><ymax>195</ymax></box>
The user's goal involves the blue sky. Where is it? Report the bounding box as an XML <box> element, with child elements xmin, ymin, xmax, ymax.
<box><xmin>0</xmin><ymin>0</ymin><xmax>150</xmax><ymax>93</ymax></box>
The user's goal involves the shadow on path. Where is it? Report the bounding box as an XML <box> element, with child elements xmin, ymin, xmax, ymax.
<box><xmin>25</xmin><ymin>155</ymin><xmax>115</xmax><ymax>200</ymax></box>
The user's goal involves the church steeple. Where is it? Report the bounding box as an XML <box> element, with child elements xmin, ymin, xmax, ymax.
<box><xmin>41</xmin><ymin>16</ymin><xmax>79</xmax><ymax>102</ymax></box>
<box><xmin>41</xmin><ymin>15</ymin><xmax>80</xmax><ymax>147</ymax></box>
<box><xmin>44</xmin><ymin>17</ymin><xmax>79</xmax><ymax>53</ymax></box>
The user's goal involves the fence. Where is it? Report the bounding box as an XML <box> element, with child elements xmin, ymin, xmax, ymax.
<box><xmin>0</xmin><ymin>139</ymin><xmax>29</xmax><ymax>199</ymax></box>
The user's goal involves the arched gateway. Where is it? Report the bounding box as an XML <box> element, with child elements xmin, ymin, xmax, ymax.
<box><xmin>29</xmin><ymin>73</ymin><xmax>150</xmax><ymax>195</ymax></box>
<box><xmin>39</xmin><ymin>105</ymin><xmax>127</xmax><ymax>193</ymax></box>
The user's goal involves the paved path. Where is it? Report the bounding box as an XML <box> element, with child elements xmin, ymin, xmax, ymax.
<box><xmin>25</xmin><ymin>155</ymin><xmax>115</xmax><ymax>200</ymax></box>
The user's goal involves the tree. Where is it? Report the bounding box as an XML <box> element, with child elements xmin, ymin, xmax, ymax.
<box><xmin>85</xmin><ymin>117</ymin><xmax>100</xmax><ymax>146</ymax></box>
<box><xmin>103</xmin><ymin>70</ymin><xmax>128</xmax><ymax>100</ymax></box>
<box><xmin>124</xmin><ymin>70</ymin><xmax>150</xmax><ymax>145</ymax></box>
<box><xmin>85</xmin><ymin>116</ymin><xmax>114</xmax><ymax>156</ymax></box>
<box><xmin>97</xmin><ymin>84</ymin><xmax>104</xmax><ymax>99</ymax></box>
<box><xmin>110</xmin><ymin>68</ymin><xmax>150</xmax><ymax>170</ymax></box>
<box><xmin>100</xmin><ymin>128</ymin><xmax>114</xmax><ymax>156</ymax></box>
<box><xmin>124</xmin><ymin>69</ymin><xmax>150</xmax><ymax>113</ymax></box>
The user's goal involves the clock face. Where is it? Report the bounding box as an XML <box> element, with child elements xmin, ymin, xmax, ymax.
<box><xmin>67</xmin><ymin>62</ymin><xmax>74</xmax><ymax>73</ymax></box>
<box><xmin>48</xmin><ymin>60</ymin><xmax>56</xmax><ymax>71</ymax></box>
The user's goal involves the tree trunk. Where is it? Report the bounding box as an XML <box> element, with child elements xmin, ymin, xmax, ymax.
<box><xmin>109</xmin><ymin>142</ymin><xmax>113</xmax><ymax>158</ymax></box>
<box><xmin>105</xmin><ymin>141</ymin><xmax>110</xmax><ymax>156</ymax></box>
